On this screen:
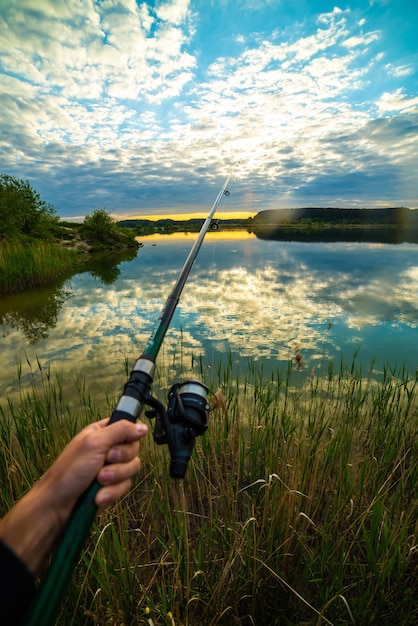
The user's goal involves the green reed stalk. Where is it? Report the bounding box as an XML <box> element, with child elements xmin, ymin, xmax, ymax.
<box><xmin>0</xmin><ymin>240</ymin><xmax>78</xmax><ymax>295</ymax></box>
<box><xmin>1</xmin><ymin>356</ymin><xmax>417</xmax><ymax>625</ymax></box>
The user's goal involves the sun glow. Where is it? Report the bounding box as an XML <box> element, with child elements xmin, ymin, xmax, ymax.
<box><xmin>127</xmin><ymin>211</ymin><xmax>255</xmax><ymax>221</ymax></box>
<box><xmin>136</xmin><ymin>230</ymin><xmax>256</xmax><ymax>243</ymax></box>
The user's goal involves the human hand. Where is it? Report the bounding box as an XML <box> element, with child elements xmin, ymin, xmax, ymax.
<box><xmin>41</xmin><ymin>418</ymin><xmax>148</xmax><ymax>517</ymax></box>
<box><xmin>0</xmin><ymin>418</ymin><xmax>148</xmax><ymax>574</ymax></box>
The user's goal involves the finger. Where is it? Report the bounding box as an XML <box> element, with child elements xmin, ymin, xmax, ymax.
<box><xmin>97</xmin><ymin>456</ymin><xmax>141</xmax><ymax>486</ymax></box>
<box><xmin>106</xmin><ymin>440</ymin><xmax>140</xmax><ymax>464</ymax></box>
<box><xmin>94</xmin><ymin>420</ymin><xmax>149</xmax><ymax>452</ymax></box>
<box><xmin>95</xmin><ymin>478</ymin><xmax>133</xmax><ymax>509</ymax></box>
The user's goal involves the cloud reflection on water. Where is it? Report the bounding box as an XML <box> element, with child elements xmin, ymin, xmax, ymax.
<box><xmin>1</xmin><ymin>234</ymin><xmax>417</xmax><ymax>410</ymax></box>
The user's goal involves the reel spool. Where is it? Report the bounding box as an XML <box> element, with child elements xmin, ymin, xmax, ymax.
<box><xmin>146</xmin><ymin>379</ymin><xmax>210</xmax><ymax>478</ymax></box>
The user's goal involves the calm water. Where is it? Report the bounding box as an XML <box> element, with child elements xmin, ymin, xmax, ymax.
<box><xmin>1</xmin><ymin>230</ymin><xmax>417</xmax><ymax>410</ymax></box>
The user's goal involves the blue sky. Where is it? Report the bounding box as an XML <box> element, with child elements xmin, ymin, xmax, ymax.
<box><xmin>0</xmin><ymin>0</ymin><xmax>417</xmax><ymax>219</ymax></box>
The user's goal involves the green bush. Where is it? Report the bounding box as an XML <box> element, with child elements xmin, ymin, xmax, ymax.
<box><xmin>81</xmin><ymin>209</ymin><xmax>137</xmax><ymax>250</ymax></box>
<box><xmin>82</xmin><ymin>209</ymin><xmax>117</xmax><ymax>243</ymax></box>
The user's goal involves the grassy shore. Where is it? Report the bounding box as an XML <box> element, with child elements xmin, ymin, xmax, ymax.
<box><xmin>0</xmin><ymin>240</ymin><xmax>79</xmax><ymax>296</ymax></box>
<box><xmin>1</xmin><ymin>357</ymin><xmax>417</xmax><ymax>625</ymax></box>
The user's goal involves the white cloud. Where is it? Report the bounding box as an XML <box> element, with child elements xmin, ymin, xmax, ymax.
<box><xmin>0</xmin><ymin>0</ymin><xmax>196</xmax><ymax>104</ymax></box>
<box><xmin>156</xmin><ymin>0</ymin><xmax>191</xmax><ymax>26</ymax></box>
<box><xmin>342</xmin><ymin>32</ymin><xmax>380</xmax><ymax>48</ymax></box>
<box><xmin>377</xmin><ymin>88</ymin><xmax>418</xmax><ymax>114</ymax></box>
<box><xmin>385</xmin><ymin>63</ymin><xmax>414</xmax><ymax>79</ymax></box>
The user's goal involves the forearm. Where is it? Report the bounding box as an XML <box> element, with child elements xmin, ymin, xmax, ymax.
<box><xmin>0</xmin><ymin>419</ymin><xmax>147</xmax><ymax>575</ymax></box>
<box><xmin>0</xmin><ymin>477</ymin><xmax>66</xmax><ymax>575</ymax></box>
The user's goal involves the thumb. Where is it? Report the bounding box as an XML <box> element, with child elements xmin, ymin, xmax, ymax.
<box><xmin>101</xmin><ymin>420</ymin><xmax>149</xmax><ymax>447</ymax></box>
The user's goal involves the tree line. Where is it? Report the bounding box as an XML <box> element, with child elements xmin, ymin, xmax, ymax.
<box><xmin>251</xmin><ymin>207</ymin><xmax>417</xmax><ymax>226</ymax></box>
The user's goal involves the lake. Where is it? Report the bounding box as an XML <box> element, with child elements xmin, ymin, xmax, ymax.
<box><xmin>1</xmin><ymin>230</ymin><xmax>417</xmax><ymax>412</ymax></box>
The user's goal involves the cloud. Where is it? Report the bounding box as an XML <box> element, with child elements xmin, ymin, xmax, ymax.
<box><xmin>0</xmin><ymin>1</ymin><xmax>417</xmax><ymax>216</ymax></box>
<box><xmin>377</xmin><ymin>88</ymin><xmax>418</xmax><ymax>114</ymax></box>
<box><xmin>0</xmin><ymin>0</ymin><xmax>196</xmax><ymax>103</ymax></box>
<box><xmin>342</xmin><ymin>32</ymin><xmax>380</xmax><ymax>49</ymax></box>
<box><xmin>156</xmin><ymin>0</ymin><xmax>191</xmax><ymax>26</ymax></box>
<box><xmin>385</xmin><ymin>63</ymin><xmax>414</xmax><ymax>79</ymax></box>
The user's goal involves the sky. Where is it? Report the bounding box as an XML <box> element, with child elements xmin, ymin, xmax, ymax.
<box><xmin>0</xmin><ymin>0</ymin><xmax>417</xmax><ymax>220</ymax></box>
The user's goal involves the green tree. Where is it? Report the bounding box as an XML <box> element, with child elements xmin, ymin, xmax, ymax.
<box><xmin>82</xmin><ymin>209</ymin><xmax>117</xmax><ymax>243</ymax></box>
<box><xmin>81</xmin><ymin>209</ymin><xmax>138</xmax><ymax>251</ymax></box>
<box><xmin>0</xmin><ymin>174</ymin><xmax>57</xmax><ymax>240</ymax></box>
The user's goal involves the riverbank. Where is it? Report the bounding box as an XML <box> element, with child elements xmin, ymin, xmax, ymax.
<box><xmin>0</xmin><ymin>221</ymin><xmax>140</xmax><ymax>296</ymax></box>
<box><xmin>1</xmin><ymin>357</ymin><xmax>416</xmax><ymax>625</ymax></box>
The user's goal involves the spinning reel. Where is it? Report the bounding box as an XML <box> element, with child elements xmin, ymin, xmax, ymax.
<box><xmin>145</xmin><ymin>380</ymin><xmax>210</xmax><ymax>479</ymax></box>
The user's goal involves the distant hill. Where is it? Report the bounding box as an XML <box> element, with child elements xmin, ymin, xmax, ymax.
<box><xmin>118</xmin><ymin>217</ymin><xmax>251</xmax><ymax>233</ymax></box>
<box><xmin>252</xmin><ymin>207</ymin><xmax>417</xmax><ymax>226</ymax></box>
<box><xmin>250</xmin><ymin>207</ymin><xmax>418</xmax><ymax>244</ymax></box>
<box><xmin>118</xmin><ymin>208</ymin><xmax>418</xmax><ymax>242</ymax></box>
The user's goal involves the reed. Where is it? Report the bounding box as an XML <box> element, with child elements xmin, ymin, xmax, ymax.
<box><xmin>0</xmin><ymin>240</ymin><xmax>78</xmax><ymax>295</ymax></box>
<box><xmin>0</xmin><ymin>357</ymin><xmax>417</xmax><ymax>625</ymax></box>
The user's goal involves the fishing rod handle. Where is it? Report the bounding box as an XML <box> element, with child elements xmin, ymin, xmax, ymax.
<box><xmin>23</xmin><ymin>480</ymin><xmax>100</xmax><ymax>626</ymax></box>
<box><xmin>23</xmin><ymin>358</ymin><xmax>155</xmax><ymax>626</ymax></box>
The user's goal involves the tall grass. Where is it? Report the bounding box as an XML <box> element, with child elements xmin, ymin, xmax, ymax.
<box><xmin>0</xmin><ymin>240</ymin><xmax>78</xmax><ymax>295</ymax></box>
<box><xmin>1</xmin><ymin>357</ymin><xmax>417</xmax><ymax>625</ymax></box>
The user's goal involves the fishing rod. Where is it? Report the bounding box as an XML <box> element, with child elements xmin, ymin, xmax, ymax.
<box><xmin>24</xmin><ymin>170</ymin><xmax>234</xmax><ymax>626</ymax></box>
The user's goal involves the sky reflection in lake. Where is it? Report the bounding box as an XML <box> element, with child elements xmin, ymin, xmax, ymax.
<box><xmin>1</xmin><ymin>232</ymin><xmax>417</xmax><ymax>410</ymax></box>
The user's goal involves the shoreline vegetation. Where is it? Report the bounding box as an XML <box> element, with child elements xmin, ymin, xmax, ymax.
<box><xmin>0</xmin><ymin>173</ymin><xmax>138</xmax><ymax>296</ymax></box>
<box><xmin>1</xmin><ymin>356</ymin><xmax>417</xmax><ymax>625</ymax></box>
<box><xmin>0</xmin><ymin>223</ymin><xmax>139</xmax><ymax>297</ymax></box>
<box><xmin>0</xmin><ymin>241</ymin><xmax>79</xmax><ymax>297</ymax></box>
